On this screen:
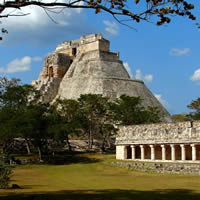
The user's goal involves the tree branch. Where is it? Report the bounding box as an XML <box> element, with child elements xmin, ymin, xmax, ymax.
<box><xmin>0</xmin><ymin>0</ymin><xmax>196</xmax><ymax>29</ymax></box>
<box><xmin>0</xmin><ymin>13</ymin><xmax>30</xmax><ymax>18</ymax></box>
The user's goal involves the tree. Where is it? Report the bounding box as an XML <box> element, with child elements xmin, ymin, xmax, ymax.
<box><xmin>50</xmin><ymin>99</ymin><xmax>82</xmax><ymax>152</ymax></box>
<box><xmin>187</xmin><ymin>97</ymin><xmax>200</xmax><ymax>120</ymax></box>
<box><xmin>0</xmin><ymin>77</ymin><xmax>20</xmax><ymax>105</ymax></box>
<box><xmin>0</xmin><ymin>106</ymin><xmax>18</xmax><ymax>154</ymax></box>
<box><xmin>0</xmin><ymin>79</ymin><xmax>41</xmax><ymax>155</ymax></box>
<box><xmin>109</xmin><ymin>95</ymin><xmax>161</xmax><ymax>125</ymax></box>
<box><xmin>142</xmin><ymin>106</ymin><xmax>161</xmax><ymax>123</ymax></box>
<box><xmin>0</xmin><ymin>84</ymin><xmax>39</xmax><ymax>108</ymax></box>
<box><xmin>78</xmin><ymin>94</ymin><xmax>115</xmax><ymax>150</ymax></box>
<box><xmin>172</xmin><ymin>113</ymin><xmax>189</xmax><ymax>122</ymax></box>
<box><xmin>0</xmin><ymin>78</ymin><xmax>51</xmax><ymax>160</ymax></box>
<box><xmin>23</xmin><ymin>103</ymin><xmax>52</xmax><ymax>161</ymax></box>
<box><xmin>0</xmin><ymin>78</ymin><xmax>24</xmax><ymax>154</ymax></box>
<box><xmin>0</xmin><ymin>0</ymin><xmax>197</xmax><ymax>39</ymax></box>
<box><xmin>98</xmin><ymin>123</ymin><xmax>117</xmax><ymax>152</ymax></box>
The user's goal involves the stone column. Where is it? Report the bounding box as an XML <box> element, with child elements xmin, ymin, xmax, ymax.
<box><xmin>161</xmin><ymin>145</ymin><xmax>166</xmax><ymax>161</ymax></box>
<box><xmin>191</xmin><ymin>144</ymin><xmax>196</xmax><ymax>161</ymax></box>
<box><xmin>150</xmin><ymin>145</ymin><xmax>155</xmax><ymax>160</ymax></box>
<box><xmin>170</xmin><ymin>144</ymin><xmax>175</xmax><ymax>161</ymax></box>
<box><xmin>130</xmin><ymin>145</ymin><xmax>136</xmax><ymax>160</ymax></box>
<box><xmin>140</xmin><ymin>145</ymin><xmax>144</xmax><ymax>160</ymax></box>
<box><xmin>123</xmin><ymin>146</ymin><xmax>127</xmax><ymax>160</ymax></box>
<box><xmin>180</xmin><ymin>144</ymin><xmax>186</xmax><ymax>161</ymax></box>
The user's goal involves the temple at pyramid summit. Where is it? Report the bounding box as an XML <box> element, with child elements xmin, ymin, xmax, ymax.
<box><xmin>32</xmin><ymin>34</ymin><xmax>172</xmax><ymax>122</ymax></box>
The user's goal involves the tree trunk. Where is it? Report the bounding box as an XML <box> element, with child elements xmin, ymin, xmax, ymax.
<box><xmin>25</xmin><ymin>139</ymin><xmax>31</xmax><ymax>155</ymax></box>
<box><xmin>88</xmin><ymin>123</ymin><xmax>93</xmax><ymax>149</ymax></box>
<box><xmin>106</xmin><ymin>137</ymin><xmax>111</xmax><ymax>148</ymax></box>
<box><xmin>2</xmin><ymin>144</ymin><xmax>5</xmax><ymax>155</ymax></box>
<box><xmin>101</xmin><ymin>137</ymin><xmax>106</xmax><ymax>153</ymax></box>
<box><xmin>37</xmin><ymin>146</ymin><xmax>42</xmax><ymax>162</ymax></box>
<box><xmin>66</xmin><ymin>135</ymin><xmax>72</xmax><ymax>152</ymax></box>
<box><xmin>91</xmin><ymin>135</ymin><xmax>94</xmax><ymax>145</ymax></box>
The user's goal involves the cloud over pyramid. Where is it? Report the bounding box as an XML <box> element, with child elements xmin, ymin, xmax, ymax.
<box><xmin>32</xmin><ymin>34</ymin><xmax>172</xmax><ymax>122</ymax></box>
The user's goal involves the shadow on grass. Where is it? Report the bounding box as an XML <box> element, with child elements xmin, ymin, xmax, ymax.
<box><xmin>0</xmin><ymin>189</ymin><xmax>200</xmax><ymax>200</ymax></box>
<box><xmin>43</xmin><ymin>153</ymin><xmax>101</xmax><ymax>165</ymax></box>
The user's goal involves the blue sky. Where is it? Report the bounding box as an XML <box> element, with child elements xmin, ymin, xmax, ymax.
<box><xmin>0</xmin><ymin>1</ymin><xmax>200</xmax><ymax>115</ymax></box>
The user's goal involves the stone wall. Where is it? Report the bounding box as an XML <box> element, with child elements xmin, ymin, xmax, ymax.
<box><xmin>116</xmin><ymin>121</ymin><xmax>200</xmax><ymax>145</ymax></box>
<box><xmin>116</xmin><ymin>146</ymin><xmax>126</xmax><ymax>160</ymax></box>
<box><xmin>55</xmin><ymin>34</ymin><xmax>109</xmax><ymax>54</ymax></box>
<box><xmin>32</xmin><ymin>78</ymin><xmax>62</xmax><ymax>103</ymax></box>
<box><xmin>42</xmin><ymin>53</ymin><xmax>71</xmax><ymax>78</ymax></box>
<box><xmin>78</xmin><ymin>40</ymin><xmax>109</xmax><ymax>54</ymax></box>
<box><xmin>78</xmin><ymin>50</ymin><xmax>119</xmax><ymax>62</ymax></box>
<box><xmin>109</xmin><ymin>161</ymin><xmax>200</xmax><ymax>175</ymax></box>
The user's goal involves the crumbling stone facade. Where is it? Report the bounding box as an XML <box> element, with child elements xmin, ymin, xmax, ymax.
<box><xmin>116</xmin><ymin>121</ymin><xmax>200</xmax><ymax>163</ymax></box>
<box><xmin>32</xmin><ymin>34</ymin><xmax>171</xmax><ymax>122</ymax></box>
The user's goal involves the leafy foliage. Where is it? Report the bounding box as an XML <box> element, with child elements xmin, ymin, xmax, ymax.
<box><xmin>0</xmin><ymin>77</ymin><xmax>161</xmax><ymax>155</ymax></box>
<box><xmin>0</xmin><ymin>77</ymin><xmax>20</xmax><ymax>106</ymax></box>
<box><xmin>49</xmin><ymin>99</ymin><xmax>83</xmax><ymax>151</ymax></box>
<box><xmin>0</xmin><ymin>77</ymin><xmax>48</xmax><ymax>159</ymax></box>
<box><xmin>0</xmin><ymin>106</ymin><xmax>18</xmax><ymax>154</ymax></box>
<box><xmin>187</xmin><ymin>97</ymin><xmax>200</xmax><ymax>120</ymax></box>
<box><xmin>78</xmin><ymin>94</ymin><xmax>115</xmax><ymax>150</ymax></box>
<box><xmin>110</xmin><ymin>95</ymin><xmax>161</xmax><ymax>125</ymax></box>
<box><xmin>172</xmin><ymin>113</ymin><xmax>190</xmax><ymax>122</ymax></box>
<box><xmin>0</xmin><ymin>163</ymin><xmax>12</xmax><ymax>189</ymax></box>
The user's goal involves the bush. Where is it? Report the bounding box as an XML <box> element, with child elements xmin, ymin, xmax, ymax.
<box><xmin>0</xmin><ymin>163</ymin><xmax>12</xmax><ymax>189</ymax></box>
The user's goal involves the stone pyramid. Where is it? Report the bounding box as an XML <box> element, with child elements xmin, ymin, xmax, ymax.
<box><xmin>32</xmin><ymin>34</ymin><xmax>172</xmax><ymax>122</ymax></box>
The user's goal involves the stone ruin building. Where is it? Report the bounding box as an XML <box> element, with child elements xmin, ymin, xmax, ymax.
<box><xmin>32</xmin><ymin>33</ymin><xmax>200</xmax><ymax>167</ymax></box>
<box><xmin>116</xmin><ymin>121</ymin><xmax>200</xmax><ymax>163</ymax></box>
<box><xmin>32</xmin><ymin>33</ymin><xmax>171</xmax><ymax>122</ymax></box>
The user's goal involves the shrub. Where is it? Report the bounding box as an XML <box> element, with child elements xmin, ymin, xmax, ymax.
<box><xmin>0</xmin><ymin>163</ymin><xmax>12</xmax><ymax>189</ymax></box>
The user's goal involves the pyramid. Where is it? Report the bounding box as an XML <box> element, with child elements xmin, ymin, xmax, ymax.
<box><xmin>32</xmin><ymin>34</ymin><xmax>172</xmax><ymax>122</ymax></box>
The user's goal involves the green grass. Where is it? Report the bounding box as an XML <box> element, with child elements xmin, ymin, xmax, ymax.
<box><xmin>1</xmin><ymin>153</ymin><xmax>200</xmax><ymax>200</ymax></box>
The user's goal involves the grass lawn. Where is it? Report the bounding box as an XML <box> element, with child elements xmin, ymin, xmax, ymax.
<box><xmin>1</xmin><ymin>153</ymin><xmax>200</xmax><ymax>200</ymax></box>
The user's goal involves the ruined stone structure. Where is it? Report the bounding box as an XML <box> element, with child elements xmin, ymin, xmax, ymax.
<box><xmin>32</xmin><ymin>34</ymin><xmax>171</xmax><ymax>122</ymax></box>
<box><xmin>116</xmin><ymin>121</ymin><xmax>200</xmax><ymax>163</ymax></box>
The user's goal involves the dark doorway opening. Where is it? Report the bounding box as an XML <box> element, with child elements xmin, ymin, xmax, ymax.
<box><xmin>49</xmin><ymin>66</ymin><xmax>54</xmax><ymax>78</ymax></box>
<box><xmin>135</xmin><ymin>146</ymin><xmax>141</xmax><ymax>159</ymax></box>
<box><xmin>127</xmin><ymin>146</ymin><xmax>132</xmax><ymax>159</ymax></box>
<box><xmin>72</xmin><ymin>48</ymin><xmax>77</xmax><ymax>56</ymax></box>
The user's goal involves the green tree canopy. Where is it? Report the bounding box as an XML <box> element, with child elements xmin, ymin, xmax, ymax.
<box><xmin>172</xmin><ymin>113</ymin><xmax>190</xmax><ymax>122</ymax></box>
<box><xmin>110</xmin><ymin>95</ymin><xmax>161</xmax><ymax>125</ymax></box>
<box><xmin>50</xmin><ymin>99</ymin><xmax>83</xmax><ymax>151</ymax></box>
<box><xmin>0</xmin><ymin>78</ymin><xmax>50</xmax><ymax>159</ymax></box>
<box><xmin>78</xmin><ymin>94</ymin><xmax>115</xmax><ymax>150</ymax></box>
<box><xmin>187</xmin><ymin>97</ymin><xmax>200</xmax><ymax>120</ymax></box>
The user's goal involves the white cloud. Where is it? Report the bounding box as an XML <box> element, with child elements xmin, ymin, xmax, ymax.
<box><xmin>103</xmin><ymin>20</ymin><xmax>119</xmax><ymax>36</ymax></box>
<box><xmin>0</xmin><ymin>56</ymin><xmax>41</xmax><ymax>73</ymax></box>
<box><xmin>135</xmin><ymin>69</ymin><xmax>142</xmax><ymax>80</ymax></box>
<box><xmin>32</xmin><ymin>56</ymin><xmax>42</xmax><ymax>61</ymax></box>
<box><xmin>190</xmin><ymin>68</ymin><xmax>200</xmax><ymax>84</ymax></box>
<box><xmin>1</xmin><ymin>1</ymin><xmax>94</xmax><ymax>45</ymax></box>
<box><xmin>123</xmin><ymin>62</ymin><xmax>133</xmax><ymax>78</ymax></box>
<box><xmin>144</xmin><ymin>74</ymin><xmax>153</xmax><ymax>83</ymax></box>
<box><xmin>135</xmin><ymin>69</ymin><xmax>153</xmax><ymax>83</ymax></box>
<box><xmin>169</xmin><ymin>48</ymin><xmax>190</xmax><ymax>56</ymax></box>
<box><xmin>122</xmin><ymin>64</ymin><xmax>152</xmax><ymax>83</ymax></box>
<box><xmin>154</xmin><ymin>94</ymin><xmax>169</xmax><ymax>108</ymax></box>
